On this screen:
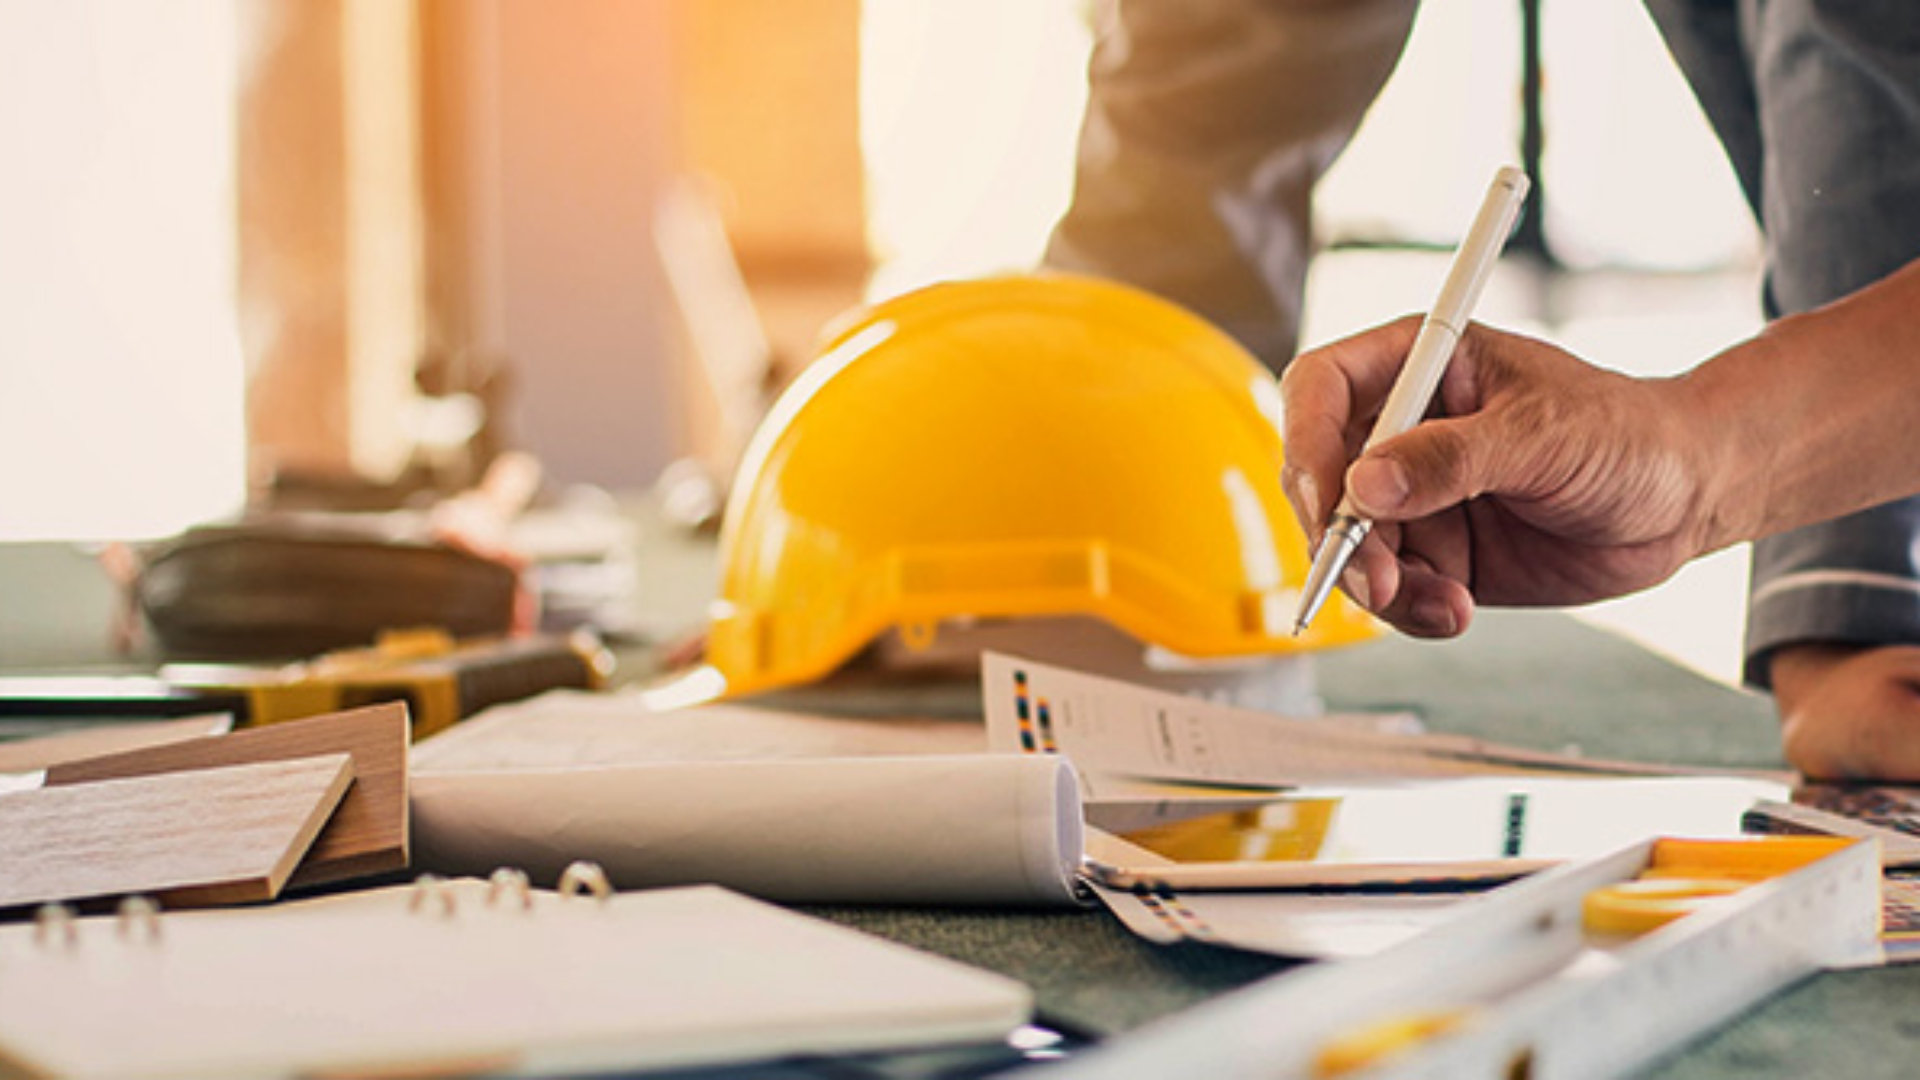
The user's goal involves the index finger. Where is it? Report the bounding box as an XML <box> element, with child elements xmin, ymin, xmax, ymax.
<box><xmin>1279</xmin><ymin>316</ymin><xmax>1424</xmax><ymax>535</ymax></box>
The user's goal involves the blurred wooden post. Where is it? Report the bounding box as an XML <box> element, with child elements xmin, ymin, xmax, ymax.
<box><xmin>237</xmin><ymin>0</ymin><xmax>424</xmax><ymax>492</ymax></box>
<box><xmin>242</xmin><ymin>0</ymin><xmax>869</xmax><ymax>494</ymax></box>
<box><xmin>668</xmin><ymin>0</ymin><xmax>871</xmax><ymax>447</ymax></box>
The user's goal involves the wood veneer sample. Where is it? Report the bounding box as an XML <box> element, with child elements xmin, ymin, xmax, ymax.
<box><xmin>0</xmin><ymin>754</ymin><xmax>353</xmax><ymax>909</ymax></box>
<box><xmin>0</xmin><ymin>713</ymin><xmax>232</xmax><ymax>774</ymax></box>
<box><xmin>46</xmin><ymin>702</ymin><xmax>410</xmax><ymax>888</ymax></box>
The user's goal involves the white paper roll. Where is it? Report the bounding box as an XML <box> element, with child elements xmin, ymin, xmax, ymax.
<box><xmin>410</xmin><ymin>754</ymin><xmax>1085</xmax><ymax>906</ymax></box>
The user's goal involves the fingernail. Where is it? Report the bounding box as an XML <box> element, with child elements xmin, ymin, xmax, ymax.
<box><xmin>1349</xmin><ymin>457</ymin><xmax>1410</xmax><ymax>514</ymax></box>
<box><xmin>1412</xmin><ymin>596</ymin><xmax>1457</xmax><ymax>636</ymax></box>
<box><xmin>1295</xmin><ymin>472</ymin><xmax>1320</xmax><ymax>526</ymax></box>
<box><xmin>1340</xmin><ymin>567</ymin><xmax>1371</xmax><ymax>609</ymax></box>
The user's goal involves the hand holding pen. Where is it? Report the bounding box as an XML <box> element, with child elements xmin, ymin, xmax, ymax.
<box><xmin>1281</xmin><ymin>167</ymin><xmax>1723</xmax><ymax>638</ymax></box>
<box><xmin>1291</xmin><ymin>166</ymin><xmax>1530</xmax><ymax>634</ymax></box>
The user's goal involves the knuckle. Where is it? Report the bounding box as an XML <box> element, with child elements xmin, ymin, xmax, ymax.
<box><xmin>1408</xmin><ymin>426</ymin><xmax>1475</xmax><ymax>498</ymax></box>
<box><xmin>1278</xmin><ymin>355</ymin><xmax>1308</xmax><ymax>391</ymax></box>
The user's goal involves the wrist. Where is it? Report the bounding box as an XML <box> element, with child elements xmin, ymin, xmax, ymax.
<box><xmin>1666</xmin><ymin>345</ymin><xmax>1770</xmax><ymax>556</ymax></box>
<box><xmin>1673</xmin><ymin>265</ymin><xmax>1920</xmax><ymax>547</ymax></box>
<box><xmin>1769</xmin><ymin>642</ymin><xmax>1862</xmax><ymax>701</ymax></box>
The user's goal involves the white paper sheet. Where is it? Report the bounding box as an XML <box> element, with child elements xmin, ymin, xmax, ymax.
<box><xmin>1088</xmin><ymin>879</ymin><xmax>1462</xmax><ymax>959</ymax></box>
<box><xmin>411</xmin><ymin>754</ymin><xmax>1086</xmax><ymax>906</ymax></box>
<box><xmin>980</xmin><ymin>652</ymin><xmax>1715</xmax><ymax>791</ymax></box>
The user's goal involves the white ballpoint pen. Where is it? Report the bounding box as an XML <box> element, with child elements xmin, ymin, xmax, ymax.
<box><xmin>1293</xmin><ymin>165</ymin><xmax>1530</xmax><ymax>634</ymax></box>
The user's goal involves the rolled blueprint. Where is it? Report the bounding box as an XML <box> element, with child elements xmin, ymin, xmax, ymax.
<box><xmin>411</xmin><ymin>754</ymin><xmax>1085</xmax><ymax>906</ymax></box>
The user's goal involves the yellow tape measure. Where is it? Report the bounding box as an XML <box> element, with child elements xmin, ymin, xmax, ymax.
<box><xmin>1312</xmin><ymin>1009</ymin><xmax>1472</xmax><ymax>1077</ymax></box>
<box><xmin>1583</xmin><ymin>878</ymin><xmax>1750</xmax><ymax>936</ymax></box>
<box><xmin>1582</xmin><ymin>835</ymin><xmax>1854</xmax><ymax>937</ymax></box>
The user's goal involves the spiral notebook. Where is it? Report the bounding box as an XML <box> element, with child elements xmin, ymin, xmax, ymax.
<box><xmin>0</xmin><ymin>875</ymin><xmax>1033</xmax><ymax>1079</ymax></box>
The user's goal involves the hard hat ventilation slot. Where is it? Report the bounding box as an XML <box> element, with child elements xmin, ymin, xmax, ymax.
<box><xmin>897</xmin><ymin>619</ymin><xmax>939</xmax><ymax>651</ymax></box>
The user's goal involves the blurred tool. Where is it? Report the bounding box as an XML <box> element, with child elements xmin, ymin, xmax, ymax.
<box><xmin>129</xmin><ymin>453</ymin><xmax>553</xmax><ymax>660</ymax></box>
<box><xmin>133</xmin><ymin>517</ymin><xmax>522</xmax><ymax>659</ymax></box>
<box><xmin>2</xmin><ymin>629</ymin><xmax>611</xmax><ymax>741</ymax></box>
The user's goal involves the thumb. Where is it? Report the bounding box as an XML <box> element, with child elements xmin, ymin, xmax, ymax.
<box><xmin>1347</xmin><ymin>415</ymin><xmax>1503</xmax><ymax>522</ymax></box>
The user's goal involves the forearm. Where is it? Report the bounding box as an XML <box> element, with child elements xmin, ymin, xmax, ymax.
<box><xmin>1045</xmin><ymin>0</ymin><xmax>1415</xmax><ymax>370</ymax></box>
<box><xmin>1677</xmin><ymin>257</ymin><xmax>1920</xmax><ymax>552</ymax></box>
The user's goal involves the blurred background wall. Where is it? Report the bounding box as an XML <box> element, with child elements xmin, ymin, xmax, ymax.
<box><xmin>0</xmin><ymin>0</ymin><xmax>1757</xmax><ymax>680</ymax></box>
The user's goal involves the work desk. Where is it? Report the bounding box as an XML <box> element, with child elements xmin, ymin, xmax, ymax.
<box><xmin>783</xmin><ymin>612</ymin><xmax>1920</xmax><ymax>1080</ymax></box>
<box><xmin>4</xmin><ymin>530</ymin><xmax>1919</xmax><ymax>1078</ymax></box>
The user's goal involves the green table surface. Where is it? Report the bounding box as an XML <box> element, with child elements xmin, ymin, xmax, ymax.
<box><xmin>6</xmin><ymin>535</ymin><xmax>1920</xmax><ymax>1078</ymax></box>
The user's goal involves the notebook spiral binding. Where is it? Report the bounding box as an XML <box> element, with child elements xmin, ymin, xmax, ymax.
<box><xmin>407</xmin><ymin>861</ymin><xmax>611</xmax><ymax>918</ymax></box>
<box><xmin>26</xmin><ymin>861</ymin><xmax>612</xmax><ymax>948</ymax></box>
<box><xmin>116</xmin><ymin>896</ymin><xmax>161</xmax><ymax>941</ymax></box>
<box><xmin>32</xmin><ymin>895</ymin><xmax>164</xmax><ymax>947</ymax></box>
<box><xmin>557</xmin><ymin>861</ymin><xmax>613</xmax><ymax>900</ymax></box>
<box><xmin>488</xmin><ymin>866</ymin><xmax>534</xmax><ymax>909</ymax></box>
<box><xmin>32</xmin><ymin>902</ymin><xmax>78</xmax><ymax>947</ymax></box>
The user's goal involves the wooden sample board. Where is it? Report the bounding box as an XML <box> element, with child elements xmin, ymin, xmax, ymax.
<box><xmin>46</xmin><ymin>702</ymin><xmax>409</xmax><ymax>888</ymax></box>
<box><xmin>0</xmin><ymin>714</ymin><xmax>233</xmax><ymax>774</ymax></box>
<box><xmin>0</xmin><ymin>754</ymin><xmax>353</xmax><ymax>910</ymax></box>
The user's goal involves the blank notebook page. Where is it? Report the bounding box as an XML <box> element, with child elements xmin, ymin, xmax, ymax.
<box><xmin>0</xmin><ymin>880</ymin><xmax>1033</xmax><ymax>1079</ymax></box>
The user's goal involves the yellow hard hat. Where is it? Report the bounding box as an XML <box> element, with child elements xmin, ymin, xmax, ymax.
<box><xmin>705</xmin><ymin>273</ymin><xmax>1375</xmax><ymax>698</ymax></box>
